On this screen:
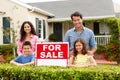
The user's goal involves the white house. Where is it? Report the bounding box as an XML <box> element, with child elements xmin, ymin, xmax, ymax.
<box><xmin>0</xmin><ymin>0</ymin><xmax>116</xmax><ymax>44</ymax></box>
<box><xmin>0</xmin><ymin>0</ymin><xmax>54</xmax><ymax>44</ymax></box>
<box><xmin>29</xmin><ymin>0</ymin><xmax>115</xmax><ymax>41</ymax></box>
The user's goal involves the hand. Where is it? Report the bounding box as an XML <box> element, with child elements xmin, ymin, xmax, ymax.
<box><xmin>87</xmin><ymin>50</ymin><xmax>94</xmax><ymax>56</ymax></box>
<box><xmin>67</xmin><ymin>64</ymin><xmax>72</xmax><ymax>67</ymax></box>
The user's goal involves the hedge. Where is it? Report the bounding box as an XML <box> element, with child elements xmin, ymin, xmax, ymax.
<box><xmin>0</xmin><ymin>64</ymin><xmax>120</xmax><ymax>80</ymax></box>
<box><xmin>0</xmin><ymin>44</ymin><xmax>17</xmax><ymax>63</ymax></box>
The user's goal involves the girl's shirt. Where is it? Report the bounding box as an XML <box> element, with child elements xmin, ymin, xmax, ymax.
<box><xmin>17</xmin><ymin>34</ymin><xmax>38</xmax><ymax>56</ymax></box>
<box><xmin>74</xmin><ymin>54</ymin><xmax>90</xmax><ymax>65</ymax></box>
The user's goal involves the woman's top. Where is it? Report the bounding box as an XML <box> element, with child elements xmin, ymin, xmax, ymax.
<box><xmin>74</xmin><ymin>54</ymin><xmax>90</xmax><ymax>65</ymax></box>
<box><xmin>17</xmin><ymin>34</ymin><xmax>38</xmax><ymax>56</ymax></box>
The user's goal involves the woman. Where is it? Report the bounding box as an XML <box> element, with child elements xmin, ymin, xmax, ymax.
<box><xmin>17</xmin><ymin>21</ymin><xmax>38</xmax><ymax>56</ymax></box>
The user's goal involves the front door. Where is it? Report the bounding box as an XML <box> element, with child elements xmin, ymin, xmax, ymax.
<box><xmin>53</xmin><ymin>23</ymin><xmax>62</xmax><ymax>41</ymax></box>
<box><xmin>94</xmin><ymin>22</ymin><xmax>99</xmax><ymax>34</ymax></box>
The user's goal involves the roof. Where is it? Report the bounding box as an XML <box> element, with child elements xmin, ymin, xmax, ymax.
<box><xmin>28</xmin><ymin>0</ymin><xmax>115</xmax><ymax>22</ymax></box>
<box><xmin>11</xmin><ymin>0</ymin><xmax>54</xmax><ymax>17</ymax></box>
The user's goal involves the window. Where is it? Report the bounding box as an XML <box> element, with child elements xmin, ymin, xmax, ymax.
<box><xmin>43</xmin><ymin>20</ymin><xmax>46</xmax><ymax>39</ymax></box>
<box><xmin>36</xmin><ymin>18</ymin><xmax>46</xmax><ymax>39</ymax></box>
<box><xmin>36</xmin><ymin>18</ymin><xmax>41</xmax><ymax>38</ymax></box>
<box><xmin>3</xmin><ymin>17</ymin><xmax>10</xmax><ymax>44</ymax></box>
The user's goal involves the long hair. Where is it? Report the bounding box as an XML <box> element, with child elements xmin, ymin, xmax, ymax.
<box><xmin>73</xmin><ymin>38</ymin><xmax>88</xmax><ymax>57</ymax></box>
<box><xmin>20</xmin><ymin>21</ymin><xmax>36</xmax><ymax>41</ymax></box>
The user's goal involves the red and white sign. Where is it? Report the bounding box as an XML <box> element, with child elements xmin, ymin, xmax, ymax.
<box><xmin>35</xmin><ymin>42</ymin><xmax>69</xmax><ymax>67</ymax></box>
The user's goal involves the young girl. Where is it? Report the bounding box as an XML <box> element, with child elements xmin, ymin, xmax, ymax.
<box><xmin>17</xmin><ymin>21</ymin><xmax>38</xmax><ymax>56</ymax></box>
<box><xmin>68</xmin><ymin>38</ymin><xmax>97</xmax><ymax>67</ymax></box>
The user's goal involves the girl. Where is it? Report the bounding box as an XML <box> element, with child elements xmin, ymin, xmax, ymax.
<box><xmin>68</xmin><ymin>38</ymin><xmax>97</xmax><ymax>67</ymax></box>
<box><xmin>17</xmin><ymin>21</ymin><xmax>38</xmax><ymax>56</ymax></box>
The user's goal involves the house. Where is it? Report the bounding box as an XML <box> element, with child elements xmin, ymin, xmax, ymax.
<box><xmin>0</xmin><ymin>0</ymin><xmax>54</xmax><ymax>44</ymax></box>
<box><xmin>28</xmin><ymin>0</ymin><xmax>115</xmax><ymax>41</ymax></box>
<box><xmin>0</xmin><ymin>0</ymin><xmax>115</xmax><ymax>44</ymax></box>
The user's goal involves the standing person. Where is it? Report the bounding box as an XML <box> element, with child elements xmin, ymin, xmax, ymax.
<box><xmin>64</xmin><ymin>11</ymin><xmax>97</xmax><ymax>55</ymax></box>
<box><xmin>10</xmin><ymin>41</ymin><xmax>35</xmax><ymax>66</ymax></box>
<box><xmin>17</xmin><ymin>21</ymin><xmax>38</xmax><ymax>56</ymax></box>
<box><xmin>67</xmin><ymin>38</ymin><xmax>97</xmax><ymax>67</ymax></box>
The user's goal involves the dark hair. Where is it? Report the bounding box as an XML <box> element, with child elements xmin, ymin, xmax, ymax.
<box><xmin>73</xmin><ymin>38</ymin><xmax>88</xmax><ymax>57</ymax></box>
<box><xmin>20</xmin><ymin>21</ymin><xmax>36</xmax><ymax>41</ymax></box>
<box><xmin>71</xmin><ymin>11</ymin><xmax>83</xmax><ymax>20</ymax></box>
<box><xmin>22</xmin><ymin>41</ymin><xmax>32</xmax><ymax>49</ymax></box>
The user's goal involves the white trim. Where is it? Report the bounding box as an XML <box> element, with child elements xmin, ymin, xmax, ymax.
<box><xmin>11</xmin><ymin>0</ymin><xmax>54</xmax><ymax>17</ymax></box>
<box><xmin>83</xmin><ymin>15</ymin><xmax>116</xmax><ymax>20</ymax></box>
<box><xmin>31</xmin><ymin>7</ymin><xmax>54</xmax><ymax>17</ymax></box>
<box><xmin>48</xmin><ymin>15</ymin><xmax>115</xmax><ymax>22</ymax></box>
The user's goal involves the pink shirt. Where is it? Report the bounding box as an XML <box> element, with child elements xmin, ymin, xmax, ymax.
<box><xmin>17</xmin><ymin>34</ymin><xmax>38</xmax><ymax>56</ymax></box>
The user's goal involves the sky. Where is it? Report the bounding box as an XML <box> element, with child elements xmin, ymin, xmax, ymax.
<box><xmin>18</xmin><ymin>0</ymin><xmax>120</xmax><ymax>4</ymax></box>
<box><xmin>113</xmin><ymin>0</ymin><xmax>120</xmax><ymax>4</ymax></box>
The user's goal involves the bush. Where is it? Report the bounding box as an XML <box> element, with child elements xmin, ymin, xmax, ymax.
<box><xmin>105</xmin><ymin>40</ymin><xmax>120</xmax><ymax>61</ymax></box>
<box><xmin>96</xmin><ymin>44</ymin><xmax>106</xmax><ymax>54</ymax></box>
<box><xmin>0</xmin><ymin>44</ymin><xmax>17</xmax><ymax>63</ymax></box>
<box><xmin>48</xmin><ymin>33</ymin><xmax>57</xmax><ymax>42</ymax></box>
<box><xmin>0</xmin><ymin>64</ymin><xmax>120</xmax><ymax>80</ymax></box>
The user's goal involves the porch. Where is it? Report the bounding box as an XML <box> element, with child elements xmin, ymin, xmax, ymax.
<box><xmin>95</xmin><ymin>35</ymin><xmax>111</xmax><ymax>45</ymax></box>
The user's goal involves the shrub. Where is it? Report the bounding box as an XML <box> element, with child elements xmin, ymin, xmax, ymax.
<box><xmin>105</xmin><ymin>40</ymin><xmax>120</xmax><ymax>61</ymax></box>
<box><xmin>0</xmin><ymin>44</ymin><xmax>17</xmax><ymax>63</ymax></box>
<box><xmin>96</xmin><ymin>44</ymin><xmax>106</xmax><ymax>54</ymax></box>
<box><xmin>48</xmin><ymin>33</ymin><xmax>57</xmax><ymax>42</ymax></box>
<box><xmin>0</xmin><ymin>64</ymin><xmax>120</xmax><ymax>80</ymax></box>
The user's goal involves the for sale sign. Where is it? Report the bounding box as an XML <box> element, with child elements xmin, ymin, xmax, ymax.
<box><xmin>35</xmin><ymin>42</ymin><xmax>69</xmax><ymax>67</ymax></box>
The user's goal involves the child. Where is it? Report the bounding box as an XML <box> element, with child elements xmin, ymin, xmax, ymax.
<box><xmin>10</xmin><ymin>41</ymin><xmax>35</xmax><ymax>66</ymax></box>
<box><xmin>68</xmin><ymin>38</ymin><xmax>97</xmax><ymax>67</ymax></box>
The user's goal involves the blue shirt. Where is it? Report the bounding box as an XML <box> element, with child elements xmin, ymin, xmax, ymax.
<box><xmin>14</xmin><ymin>54</ymin><xmax>35</xmax><ymax>64</ymax></box>
<box><xmin>64</xmin><ymin>27</ymin><xmax>97</xmax><ymax>51</ymax></box>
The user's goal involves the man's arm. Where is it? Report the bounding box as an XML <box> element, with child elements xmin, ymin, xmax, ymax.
<box><xmin>87</xmin><ymin>48</ymin><xmax>96</xmax><ymax>55</ymax></box>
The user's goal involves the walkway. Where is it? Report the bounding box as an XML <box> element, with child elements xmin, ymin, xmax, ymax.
<box><xmin>96</xmin><ymin>59</ymin><xmax>117</xmax><ymax>65</ymax></box>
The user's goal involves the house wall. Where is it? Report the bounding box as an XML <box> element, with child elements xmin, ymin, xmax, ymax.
<box><xmin>28</xmin><ymin>12</ymin><xmax>48</xmax><ymax>41</ymax></box>
<box><xmin>85</xmin><ymin>23</ymin><xmax>94</xmax><ymax>30</ymax></box>
<box><xmin>43</xmin><ymin>22</ymin><xmax>53</xmax><ymax>41</ymax></box>
<box><xmin>63</xmin><ymin>22</ymin><xmax>72</xmax><ymax>39</ymax></box>
<box><xmin>0</xmin><ymin>0</ymin><xmax>48</xmax><ymax>44</ymax></box>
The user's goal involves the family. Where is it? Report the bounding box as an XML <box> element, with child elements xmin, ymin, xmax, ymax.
<box><xmin>10</xmin><ymin>11</ymin><xmax>97</xmax><ymax>67</ymax></box>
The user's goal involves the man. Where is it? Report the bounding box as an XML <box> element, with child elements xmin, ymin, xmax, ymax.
<box><xmin>64</xmin><ymin>11</ymin><xmax>97</xmax><ymax>55</ymax></box>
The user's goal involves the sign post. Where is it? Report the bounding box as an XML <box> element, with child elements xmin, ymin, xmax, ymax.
<box><xmin>35</xmin><ymin>42</ymin><xmax>69</xmax><ymax>67</ymax></box>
